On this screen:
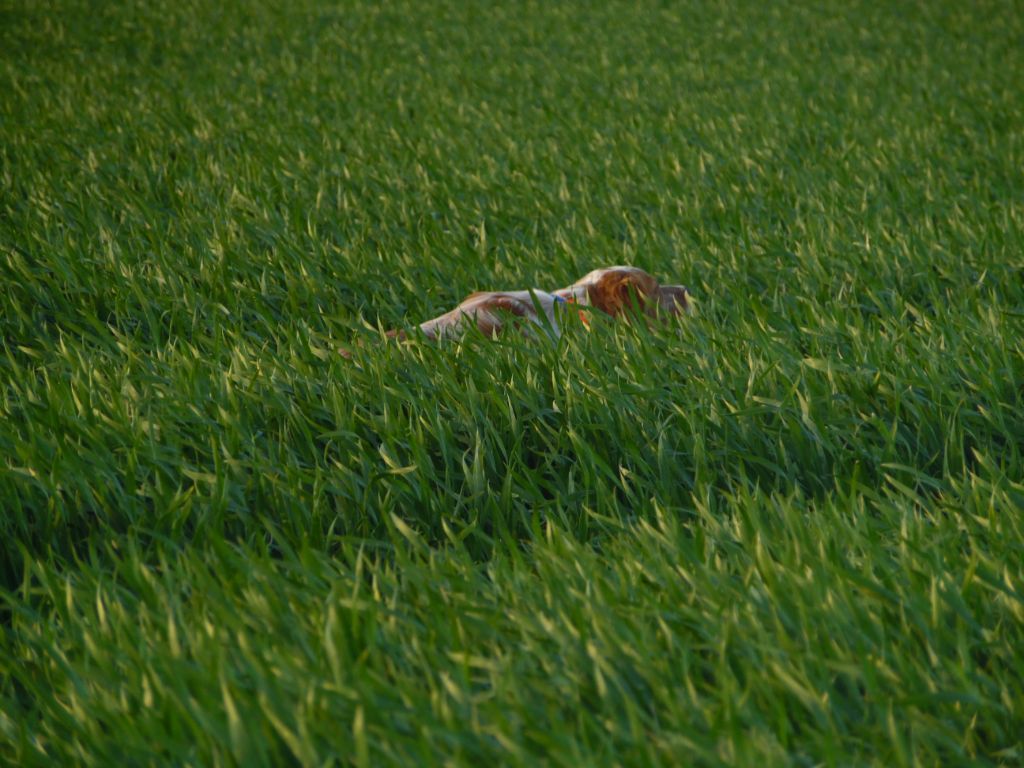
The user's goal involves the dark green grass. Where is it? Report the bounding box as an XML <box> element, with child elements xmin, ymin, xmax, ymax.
<box><xmin>2</xmin><ymin>0</ymin><xmax>1024</xmax><ymax>764</ymax></box>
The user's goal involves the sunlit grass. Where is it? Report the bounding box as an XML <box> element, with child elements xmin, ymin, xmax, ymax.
<box><xmin>2</xmin><ymin>0</ymin><xmax>1023</xmax><ymax>764</ymax></box>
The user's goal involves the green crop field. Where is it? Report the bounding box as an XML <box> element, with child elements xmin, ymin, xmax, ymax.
<box><xmin>2</xmin><ymin>0</ymin><xmax>1023</xmax><ymax>764</ymax></box>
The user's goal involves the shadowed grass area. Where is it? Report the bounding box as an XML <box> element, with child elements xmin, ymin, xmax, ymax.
<box><xmin>2</xmin><ymin>0</ymin><xmax>1023</xmax><ymax>764</ymax></box>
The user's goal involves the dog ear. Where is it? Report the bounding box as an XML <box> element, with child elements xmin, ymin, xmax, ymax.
<box><xmin>592</xmin><ymin>270</ymin><xmax>659</xmax><ymax>317</ymax></box>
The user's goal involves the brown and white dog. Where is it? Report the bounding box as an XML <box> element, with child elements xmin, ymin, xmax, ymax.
<box><xmin>343</xmin><ymin>266</ymin><xmax>689</xmax><ymax>354</ymax></box>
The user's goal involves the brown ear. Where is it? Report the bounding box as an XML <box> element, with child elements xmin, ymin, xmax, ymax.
<box><xmin>591</xmin><ymin>270</ymin><xmax>659</xmax><ymax>317</ymax></box>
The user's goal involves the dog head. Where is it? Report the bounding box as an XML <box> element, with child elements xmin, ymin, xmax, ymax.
<box><xmin>556</xmin><ymin>266</ymin><xmax>689</xmax><ymax>320</ymax></box>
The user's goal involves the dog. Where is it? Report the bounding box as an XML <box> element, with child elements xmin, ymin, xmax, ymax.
<box><xmin>342</xmin><ymin>266</ymin><xmax>689</xmax><ymax>354</ymax></box>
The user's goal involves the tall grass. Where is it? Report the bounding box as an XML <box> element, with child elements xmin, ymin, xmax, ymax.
<box><xmin>2</xmin><ymin>0</ymin><xmax>1023</xmax><ymax>764</ymax></box>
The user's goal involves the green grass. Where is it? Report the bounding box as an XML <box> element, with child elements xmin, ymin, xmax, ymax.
<box><xmin>2</xmin><ymin>0</ymin><xmax>1024</xmax><ymax>764</ymax></box>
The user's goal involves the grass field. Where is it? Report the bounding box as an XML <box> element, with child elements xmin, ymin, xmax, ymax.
<box><xmin>2</xmin><ymin>0</ymin><xmax>1024</xmax><ymax>764</ymax></box>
